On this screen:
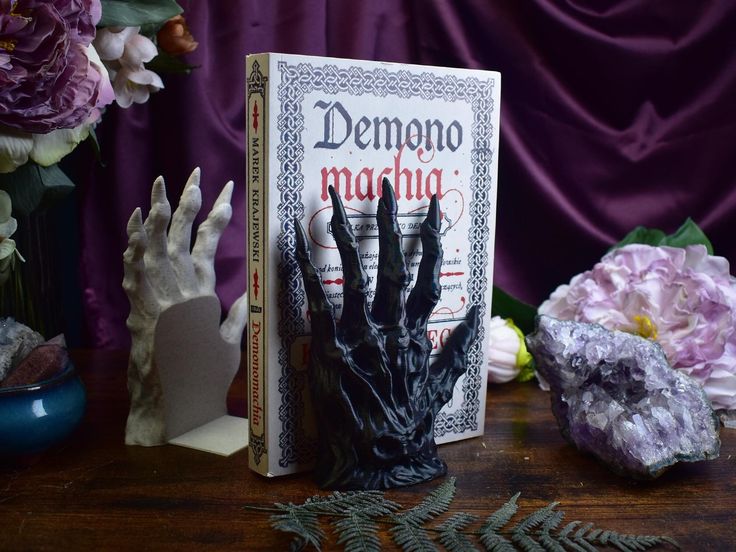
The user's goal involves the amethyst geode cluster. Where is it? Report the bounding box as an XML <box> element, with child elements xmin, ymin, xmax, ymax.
<box><xmin>527</xmin><ymin>316</ymin><xmax>720</xmax><ymax>478</ymax></box>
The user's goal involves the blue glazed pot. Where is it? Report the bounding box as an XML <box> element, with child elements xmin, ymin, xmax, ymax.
<box><xmin>0</xmin><ymin>362</ymin><xmax>86</xmax><ymax>457</ymax></box>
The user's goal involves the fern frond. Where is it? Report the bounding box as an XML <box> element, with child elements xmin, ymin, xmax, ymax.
<box><xmin>558</xmin><ymin>521</ymin><xmax>580</xmax><ymax>538</ymax></box>
<box><xmin>478</xmin><ymin>492</ymin><xmax>519</xmax><ymax>551</ymax></box>
<box><xmin>393</xmin><ymin>477</ymin><xmax>457</xmax><ymax>525</ymax></box>
<box><xmin>555</xmin><ymin>521</ymin><xmax>588</xmax><ymax>552</ymax></box>
<box><xmin>333</xmin><ymin>511</ymin><xmax>381</xmax><ymax>552</ymax></box>
<box><xmin>536</xmin><ymin>510</ymin><xmax>565</xmax><ymax>552</ymax></box>
<box><xmin>510</xmin><ymin>502</ymin><xmax>559</xmax><ymax>552</ymax></box>
<box><xmin>586</xmin><ymin>529</ymin><xmax>679</xmax><ymax>551</ymax></box>
<box><xmin>437</xmin><ymin>512</ymin><xmax>479</xmax><ymax>531</ymax></box>
<box><xmin>259</xmin><ymin>483</ymin><xmax>679</xmax><ymax>552</ymax></box>
<box><xmin>296</xmin><ymin>490</ymin><xmax>398</xmax><ymax>516</ymax></box>
<box><xmin>570</xmin><ymin>523</ymin><xmax>599</xmax><ymax>552</ymax></box>
<box><xmin>347</xmin><ymin>496</ymin><xmax>401</xmax><ymax>518</ymax></box>
<box><xmin>436</xmin><ymin>512</ymin><xmax>480</xmax><ymax>552</ymax></box>
<box><xmin>270</xmin><ymin>507</ymin><xmax>324</xmax><ymax>551</ymax></box>
<box><xmin>483</xmin><ymin>493</ymin><xmax>521</xmax><ymax>533</ymax></box>
<box><xmin>390</xmin><ymin>520</ymin><xmax>437</xmax><ymax>552</ymax></box>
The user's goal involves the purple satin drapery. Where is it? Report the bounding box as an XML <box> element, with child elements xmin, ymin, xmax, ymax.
<box><xmin>77</xmin><ymin>0</ymin><xmax>736</xmax><ymax>348</ymax></box>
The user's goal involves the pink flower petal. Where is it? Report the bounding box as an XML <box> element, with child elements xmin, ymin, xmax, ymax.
<box><xmin>538</xmin><ymin>243</ymin><xmax>736</xmax><ymax>411</ymax></box>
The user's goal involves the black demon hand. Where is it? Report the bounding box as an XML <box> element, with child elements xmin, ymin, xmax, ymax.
<box><xmin>294</xmin><ymin>178</ymin><xmax>479</xmax><ymax>490</ymax></box>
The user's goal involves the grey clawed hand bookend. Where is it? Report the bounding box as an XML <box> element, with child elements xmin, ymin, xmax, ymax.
<box><xmin>294</xmin><ymin>178</ymin><xmax>480</xmax><ymax>490</ymax></box>
<box><xmin>123</xmin><ymin>168</ymin><xmax>249</xmax><ymax>456</ymax></box>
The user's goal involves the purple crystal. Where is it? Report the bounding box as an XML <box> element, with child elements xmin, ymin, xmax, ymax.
<box><xmin>526</xmin><ymin>315</ymin><xmax>720</xmax><ymax>478</ymax></box>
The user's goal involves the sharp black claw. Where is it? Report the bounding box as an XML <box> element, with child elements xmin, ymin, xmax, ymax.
<box><xmin>381</xmin><ymin>178</ymin><xmax>397</xmax><ymax>213</ymax></box>
<box><xmin>466</xmin><ymin>305</ymin><xmax>480</xmax><ymax>331</ymax></box>
<box><xmin>294</xmin><ymin>217</ymin><xmax>309</xmax><ymax>255</ymax></box>
<box><xmin>329</xmin><ymin>185</ymin><xmax>348</xmax><ymax>224</ymax></box>
<box><xmin>426</xmin><ymin>195</ymin><xmax>440</xmax><ymax>232</ymax></box>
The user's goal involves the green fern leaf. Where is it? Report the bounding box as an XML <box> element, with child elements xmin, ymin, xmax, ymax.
<box><xmin>334</xmin><ymin>511</ymin><xmax>381</xmax><ymax>552</ymax></box>
<box><xmin>510</xmin><ymin>502</ymin><xmax>559</xmax><ymax>552</ymax></box>
<box><xmin>438</xmin><ymin>532</ymin><xmax>478</xmax><ymax>552</ymax></box>
<box><xmin>257</xmin><ymin>484</ymin><xmax>680</xmax><ymax>552</ymax></box>
<box><xmin>537</xmin><ymin>510</ymin><xmax>565</xmax><ymax>552</ymax></box>
<box><xmin>437</xmin><ymin>512</ymin><xmax>479</xmax><ymax>552</ymax></box>
<box><xmin>390</xmin><ymin>520</ymin><xmax>438</xmax><ymax>552</ymax></box>
<box><xmin>478</xmin><ymin>534</ymin><xmax>515</xmax><ymax>552</ymax></box>
<box><xmin>393</xmin><ymin>477</ymin><xmax>457</xmax><ymax>526</ymax></box>
<box><xmin>479</xmin><ymin>493</ymin><xmax>519</xmax><ymax>552</ymax></box>
<box><xmin>437</xmin><ymin>512</ymin><xmax>478</xmax><ymax>531</ymax></box>
<box><xmin>388</xmin><ymin>478</ymin><xmax>456</xmax><ymax>552</ymax></box>
<box><xmin>558</xmin><ymin>521</ymin><xmax>580</xmax><ymax>539</ymax></box>
<box><xmin>299</xmin><ymin>490</ymin><xmax>399</xmax><ymax>516</ymax></box>
<box><xmin>572</xmin><ymin>522</ymin><xmax>599</xmax><ymax>552</ymax></box>
<box><xmin>585</xmin><ymin>529</ymin><xmax>679</xmax><ymax>551</ymax></box>
<box><xmin>350</xmin><ymin>497</ymin><xmax>402</xmax><ymax>518</ymax></box>
<box><xmin>270</xmin><ymin>507</ymin><xmax>324</xmax><ymax>551</ymax></box>
<box><xmin>574</xmin><ymin>523</ymin><xmax>594</xmax><ymax>539</ymax></box>
<box><xmin>556</xmin><ymin>522</ymin><xmax>589</xmax><ymax>552</ymax></box>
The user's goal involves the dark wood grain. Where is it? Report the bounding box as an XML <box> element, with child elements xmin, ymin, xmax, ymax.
<box><xmin>1</xmin><ymin>350</ymin><xmax>734</xmax><ymax>551</ymax></box>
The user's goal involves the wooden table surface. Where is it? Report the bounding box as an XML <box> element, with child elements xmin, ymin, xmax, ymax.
<box><xmin>1</xmin><ymin>350</ymin><xmax>734</xmax><ymax>551</ymax></box>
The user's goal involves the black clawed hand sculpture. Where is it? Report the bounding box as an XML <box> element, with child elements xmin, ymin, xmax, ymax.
<box><xmin>294</xmin><ymin>178</ymin><xmax>480</xmax><ymax>490</ymax></box>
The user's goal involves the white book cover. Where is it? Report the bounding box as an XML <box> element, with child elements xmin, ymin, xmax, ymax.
<box><xmin>247</xmin><ymin>53</ymin><xmax>501</xmax><ymax>477</ymax></box>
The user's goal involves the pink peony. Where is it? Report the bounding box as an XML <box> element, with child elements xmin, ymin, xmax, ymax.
<box><xmin>539</xmin><ymin>244</ymin><xmax>736</xmax><ymax>412</ymax></box>
<box><xmin>0</xmin><ymin>0</ymin><xmax>111</xmax><ymax>133</ymax></box>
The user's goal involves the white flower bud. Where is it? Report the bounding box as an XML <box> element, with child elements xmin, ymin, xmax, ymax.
<box><xmin>487</xmin><ymin>316</ymin><xmax>532</xmax><ymax>383</ymax></box>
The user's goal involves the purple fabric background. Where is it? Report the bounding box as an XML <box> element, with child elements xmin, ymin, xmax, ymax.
<box><xmin>77</xmin><ymin>0</ymin><xmax>736</xmax><ymax>348</ymax></box>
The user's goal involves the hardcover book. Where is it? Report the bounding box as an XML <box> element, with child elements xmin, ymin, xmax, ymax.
<box><xmin>246</xmin><ymin>53</ymin><xmax>501</xmax><ymax>477</ymax></box>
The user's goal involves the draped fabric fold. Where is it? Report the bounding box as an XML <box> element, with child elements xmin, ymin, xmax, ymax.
<box><xmin>77</xmin><ymin>0</ymin><xmax>736</xmax><ymax>347</ymax></box>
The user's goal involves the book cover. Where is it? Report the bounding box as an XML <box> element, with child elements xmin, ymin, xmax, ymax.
<box><xmin>247</xmin><ymin>53</ymin><xmax>501</xmax><ymax>477</ymax></box>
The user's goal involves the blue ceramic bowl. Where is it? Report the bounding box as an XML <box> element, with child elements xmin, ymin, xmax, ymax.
<box><xmin>0</xmin><ymin>362</ymin><xmax>86</xmax><ymax>457</ymax></box>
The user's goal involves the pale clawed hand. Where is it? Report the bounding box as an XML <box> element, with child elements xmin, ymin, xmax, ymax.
<box><xmin>123</xmin><ymin>168</ymin><xmax>247</xmax><ymax>446</ymax></box>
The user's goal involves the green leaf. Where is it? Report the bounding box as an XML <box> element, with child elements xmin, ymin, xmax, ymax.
<box><xmin>333</xmin><ymin>512</ymin><xmax>381</xmax><ymax>552</ymax></box>
<box><xmin>612</xmin><ymin>218</ymin><xmax>713</xmax><ymax>255</ymax></box>
<box><xmin>139</xmin><ymin>21</ymin><xmax>166</xmax><ymax>37</ymax></box>
<box><xmin>270</xmin><ymin>507</ymin><xmax>324</xmax><ymax>551</ymax></box>
<box><xmin>662</xmin><ymin>218</ymin><xmax>713</xmax><ymax>253</ymax></box>
<box><xmin>510</xmin><ymin>502</ymin><xmax>559</xmax><ymax>552</ymax></box>
<box><xmin>390</xmin><ymin>478</ymin><xmax>456</xmax><ymax>552</ymax></box>
<box><xmin>298</xmin><ymin>490</ymin><xmax>399</xmax><ymax>517</ymax></box>
<box><xmin>390</xmin><ymin>521</ymin><xmax>437</xmax><ymax>552</ymax></box>
<box><xmin>0</xmin><ymin>162</ymin><xmax>75</xmax><ymax>216</ymax></box>
<box><xmin>253</xmin><ymin>483</ymin><xmax>680</xmax><ymax>551</ymax></box>
<box><xmin>437</xmin><ymin>513</ymin><xmax>480</xmax><ymax>552</ymax></box>
<box><xmin>515</xmin><ymin>359</ymin><xmax>536</xmax><ymax>383</ymax></box>
<box><xmin>146</xmin><ymin>52</ymin><xmax>199</xmax><ymax>74</ymax></box>
<box><xmin>558</xmin><ymin>522</ymin><xmax>591</xmax><ymax>552</ymax></box>
<box><xmin>393</xmin><ymin>477</ymin><xmax>456</xmax><ymax>525</ymax></box>
<box><xmin>86</xmin><ymin>127</ymin><xmax>105</xmax><ymax>167</ymax></box>
<box><xmin>99</xmin><ymin>0</ymin><xmax>182</xmax><ymax>27</ymax></box>
<box><xmin>584</xmin><ymin>528</ymin><xmax>680</xmax><ymax>552</ymax></box>
<box><xmin>479</xmin><ymin>493</ymin><xmax>519</xmax><ymax>552</ymax></box>
<box><xmin>481</xmin><ymin>493</ymin><xmax>520</xmax><ymax>533</ymax></box>
<box><xmin>614</xmin><ymin>227</ymin><xmax>667</xmax><ymax>249</ymax></box>
<box><xmin>491</xmin><ymin>286</ymin><xmax>537</xmax><ymax>336</ymax></box>
<box><xmin>536</xmin><ymin>510</ymin><xmax>565</xmax><ymax>552</ymax></box>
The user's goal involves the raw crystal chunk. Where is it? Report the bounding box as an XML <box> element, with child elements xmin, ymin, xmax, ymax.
<box><xmin>0</xmin><ymin>318</ymin><xmax>45</xmax><ymax>382</ymax></box>
<box><xmin>1</xmin><ymin>344</ymin><xmax>68</xmax><ymax>388</ymax></box>
<box><xmin>526</xmin><ymin>315</ymin><xmax>720</xmax><ymax>478</ymax></box>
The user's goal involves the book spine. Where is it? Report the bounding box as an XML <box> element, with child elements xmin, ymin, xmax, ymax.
<box><xmin>246</xmin><ymin>54</ymin><xmax>270</xmax><ymax>475</ymax></box>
